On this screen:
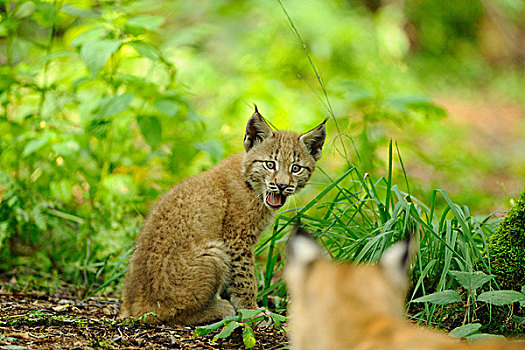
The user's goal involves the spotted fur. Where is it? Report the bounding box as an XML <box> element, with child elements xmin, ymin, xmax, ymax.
<box><xmin>121</xmin><ymin>109</ymin><xmax>326</xmax><ymax>325</ymax></box>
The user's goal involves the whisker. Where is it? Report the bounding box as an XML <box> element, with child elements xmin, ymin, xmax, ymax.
<box><xmin>292</xmin><ymin>195</ymin><xmax>298</xmax><ymax>214</ymax></box>
<box><xmin>294</xmin><ymin>195</ymin><xmax>305</xmax><ymax>209</ymax></box>
<box><xmin>248</xmin><ymin>190</ymin><xmax>265</xmax><ymax>207</ymax></box>
<box><xmin>284</xmin><ymin>195</ymin><xmax>291</xmax><ymax>211</ymax></box>
<box><xmin>304</xmin><ymin>182</ymin><xmax>329</xmax><ymax>187</ymax></box>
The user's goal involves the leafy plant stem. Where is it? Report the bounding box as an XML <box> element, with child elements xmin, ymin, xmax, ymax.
<box><xmin>262</xmin><ymin>218</ymin><xmax>279</xmax><ymax>307</ymax></box>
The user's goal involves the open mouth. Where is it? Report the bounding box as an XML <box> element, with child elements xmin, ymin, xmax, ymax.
<box><xmin>265</xmin><ymin>192</ymin><xmax>287</xmax><ymax>209</ymax></box>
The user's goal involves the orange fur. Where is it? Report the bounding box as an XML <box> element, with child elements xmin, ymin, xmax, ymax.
<box><xmin>286</xmin><ymin>233</ymin><xmax>525</xmax><ymax>350</ymax></box>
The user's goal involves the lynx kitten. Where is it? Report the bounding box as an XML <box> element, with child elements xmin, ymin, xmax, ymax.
<box><xmin>286</xmin><ymin>227</ymin><xmax>525</xmax><ymax>350</ymax></box>
<box><xmin>121</xmin><ymin>109</ymin><xmax>326</xmax><ymax>325</ymax></box>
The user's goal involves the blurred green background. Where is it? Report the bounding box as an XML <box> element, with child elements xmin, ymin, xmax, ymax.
<box><xmin>1</xmin><ymin>0</ymin><xmax>524</xmax><ymax>294</ymax></box>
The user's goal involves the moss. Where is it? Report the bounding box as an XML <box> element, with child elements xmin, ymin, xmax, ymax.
<box><xmin>488</xmin><ymin>189</ymin><xmax>525</xmax><ymax>291</ymax></box>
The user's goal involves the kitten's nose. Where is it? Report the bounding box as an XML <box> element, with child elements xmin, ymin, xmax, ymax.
<box><xmin>277</xmin><ymin>183</ymin><xmax>288</xmax><ymax>192</ymax></box>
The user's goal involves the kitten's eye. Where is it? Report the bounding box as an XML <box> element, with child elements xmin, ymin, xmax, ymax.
<box><xmin>264</xmin><ymin>161</ymin><xmax>276</xmax><ymax>171</ymax></box>
<box><xmin>291</xmin><ymin>164</ymin><xmax>303</xmax><ymax>174</ymax></box>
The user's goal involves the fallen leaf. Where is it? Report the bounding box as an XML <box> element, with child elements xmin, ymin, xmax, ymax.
<box><xmin>52</xmin><ymin>304</ymin><xmax>71</xmax><ymax>312</ymax></box>
<box><xmin>8</xmin><ymin>332</ymin><xmax>30</xmax><ymax>340</ymax></box>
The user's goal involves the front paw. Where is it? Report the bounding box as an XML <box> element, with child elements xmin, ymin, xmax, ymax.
<box><xmin>217</xmin><ymin>299</ymin><xmax>236</xmax><ymax>318</ymax></box>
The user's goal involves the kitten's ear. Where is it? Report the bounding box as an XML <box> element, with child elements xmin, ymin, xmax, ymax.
<box><xmin>288</xmin><ymin>225</ymin><xmax>323</xmax><ymax>267</ymax></box>
<box><xmin>299</xmin><ymin>119</ymin><xmax>327</xmax><ymax>161</ymax></box>
<box><xmin>244</xmin><ymin>106</ymin><xmax>273</xmax><ymax>152</ymax></box>
<box><xmin>379</xmin><ymin>236</ymin><xmax>414</xmax><ymax>291</ymax></box>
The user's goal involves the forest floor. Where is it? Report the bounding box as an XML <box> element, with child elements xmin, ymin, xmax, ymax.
<box><xmin>0</xmin><ymin>284</ymin><xmax>287</xmax><ymax>350</ymax></box>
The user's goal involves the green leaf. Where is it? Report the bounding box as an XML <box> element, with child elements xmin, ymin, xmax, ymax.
<box><xmin>137</xmin><ymin>116</ymin><xmax>162</xmax><ymax>149</ymax></box>
<box><xmin>466</xmin><ymin>334</ymin><xmax>506</xmax><ymax>342</ymax></box>
<box><xmin>80</xmin><ymin>39</ymin><xmax>121</xmax><ymax>77</ymax></box>
<box><xmin>94</xmin><ymin>94</ymin><xmax>134</xmax><ymax>119</ymax></box>
<box><xmin>14</xmin><ymin>2</ymin><xmax>36</xmax><ymax>18</ymax></box>
<box><xmin>0</xmin><ymin>222</ymin><xmax>10</xmax><ymax>250</ymax></box>
<box><xmin>23</xmin><ymin>138</ymin><xmax>48</xmax><ymax>157</ymax></box>
<box><xmin>478</xmin><ymin>290</ymin><xmax>525</xmax><ymax>306</ymax></box>
<box><xmin>193</xmin><ymin>140</ymin><xmax>224</xmax><ymax>163</ymax></box>
<box><xmin>31</xmin><ymin>205</ymin><xmax>47</xmax><ymax>231</ymax></box>
<box><xmin>126</xmin><ymin>16</ymin><xmax>164</xmax><ymax>32</ymax></box>
<box><xmin>512</xmin><ymin>316</ymin><xmax>525</xmax><ymax>325</ymax></box>
<box><xmin>102</xmin><ymin>175</ymin><xmax>137</xmax><ymax>198</ymax></box>
<box><xmin>212</xmin><ymin>321</ymin><xmax>240</xmax><ymax>341</ymax></box>
<box><xmin>269</xmin><ymin>313</ymin><xmax>287</xmax><ymax>327</ymax></box>
<box><xmin>194</xmin><ymin>319</ymin><xmax>226</xmax><ymax>337</ymax></box>
<box><xmin>61</xmin><ymin>4</ymin><xmax>98</xmax><ymax>18</ymax></box>
<box><xmin>71</xmin><ymin>28</ymin><xmax>107</xmax><ymax>47</ymax></box>
<box><xmin>238</xmin><ymin>309</ymin><xmax>263</xmax><ymax>321</ymax></box>
<box><xmin>449</xmin><ymin>323</ymin><xmax>481</xmax><ymax>339</ymax></box>
<box><xmin>449</xmin><ymin>271</ymin><xmax>494</xmax><ymax>291</ymax></box>
<box><xmin>154</xmin><ymin>99</ymin><xmax>180</xmax><ymax>117</ymax></box>
<box><xmin>242</xmin><ymin>325</ymin><xmax>256</xmax><ymax>349</ymax></box>
<box><xmin>50</xmin><ymin>179</ymin><xmax>73</xmax><ymax>203</ymax></box>
<box><xmin>38</xmin><ymin>51</ymin><xmax>75</xmax><ymax>65</ymax></box>
<box><xmin>32</xmin><ymin>2</ymin><xmax>56</xmax><ymax>26</ymax></box>
<box><xmin>52</xmin><ymin>140</ymin><xmax>80</xmax><ymax>156</ymax></box>
<box><xmin>129</xmin><ymin>42</ymin><xmax>160</xmax><ymax>60</ymax></box>
<box><xmin>386</xmin><ymin>94</ymin><xmax>446</xmax><ymax>118</ymax></box>
<box><xmin>340</xmin><ymin>80</ymin><xmax>374</xmax><ymax>104</ymax></box>
<box><xmin>411</xmin><ymin>290</ymin><xmax>462</xmax><ymax>305</ymax></box>
<box><xmin>86</xmin><ymin>119</ymin><xmax>111</xmax><ymax>137</ymax></box>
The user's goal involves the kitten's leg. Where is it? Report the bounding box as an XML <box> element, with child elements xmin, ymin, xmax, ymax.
<box><xmin>228</xmin><ymin>245</ymin><xmax>258</xmax><ymax>310</ymax></box>
<box><xmin>164</xmin><ymin>241</ymin><xmax>235</xmax><ymax>325</ymax></box>
<box><xmin>179</xmin><ymin>298</ymin><xmax>235</xmax><ymax>326</ymax></box>
<box><xmin>125</xmin><ymin>241</ymin><xmax>233</xmax><ymax>325</ymax></box>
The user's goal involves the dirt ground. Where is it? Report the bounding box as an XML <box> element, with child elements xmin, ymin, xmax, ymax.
<box><xmin>0</xmin><ymin>284</ymin><xmax>287</xmax><ymax>350</ymax></box>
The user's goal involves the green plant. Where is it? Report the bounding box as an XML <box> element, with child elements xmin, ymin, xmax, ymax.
<box><xmin>254</xmin><ymin>140</ymin><xmax>524</xmax><ymax>339</ymax></box>
<box><xmin>0</xmin><ymin>0</ymin><xmax>205</xmax><ymax>294</ymax></box>
<box><xmin>449</xmin><ymin>323</ymin><xmax>505</xmax><ymax>343</ymax></box>
<box><xmin>256</xmin><ymin>140</ymin><xmax>495</xmax><ymax>301</ymax></box>
<box><xmin>194</xmin><ymin>309</ymin><xmax>286</xmax><ymax>349</ymax></box>
<box><xmin>412</xmin><ymin>270</ymin><xmax>525</xmax><ymax>328</ymax></box>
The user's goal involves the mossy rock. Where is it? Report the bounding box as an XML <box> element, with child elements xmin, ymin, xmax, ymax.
<box><xmin>488</xmin><ymin>189</ymin><xmax>525</xmax><ymax>291</ymax></box>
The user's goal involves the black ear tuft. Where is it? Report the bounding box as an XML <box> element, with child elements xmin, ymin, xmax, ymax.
<box><xmin>288</xmin><ymin>224</ymin><xmax>323</xmax><ymax>265</ymax></box>
<box><xmin>399</xmin><ymin>235</ymin><xmax>412</xmax><ymax>270</ymax></box>
<box><xmin>244</xmin><ymin>108</ymin><xmax>273</xmax><ymax>151</ymax></box>
<box><xmin>299</xmin><ymin>119</ymin><xmax>327</xmax><ymax>161</ymax></box>
<box><xmin>294</xmin><ymin>225</ymin><xmax>311</xmax><ymax>238</ymax></box>
<box><xmin>292</xmin><ymin>219</ymin><xmax>310</xmax><ymax>238</ymax></box>
<box><xmin>379</xmin><ymin>231</ymin><xmax>416</xmax><ymax>290</ymax></box>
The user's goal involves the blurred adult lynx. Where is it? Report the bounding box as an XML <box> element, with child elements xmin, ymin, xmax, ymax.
<box><xmin>121</xmin><ymin>108</ymin><xmax>326</xmax><ymax>325</ymax></box>
<box><xmin>286</xmin><ymin>227</ymin><xmax>525</xmax><ymax>350</ymax></box>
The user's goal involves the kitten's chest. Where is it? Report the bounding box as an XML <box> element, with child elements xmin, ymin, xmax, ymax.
<box><xmin>221</xmin><ymin>198</ymin><xmax>273</xmax><ymax>243</ymax></box>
